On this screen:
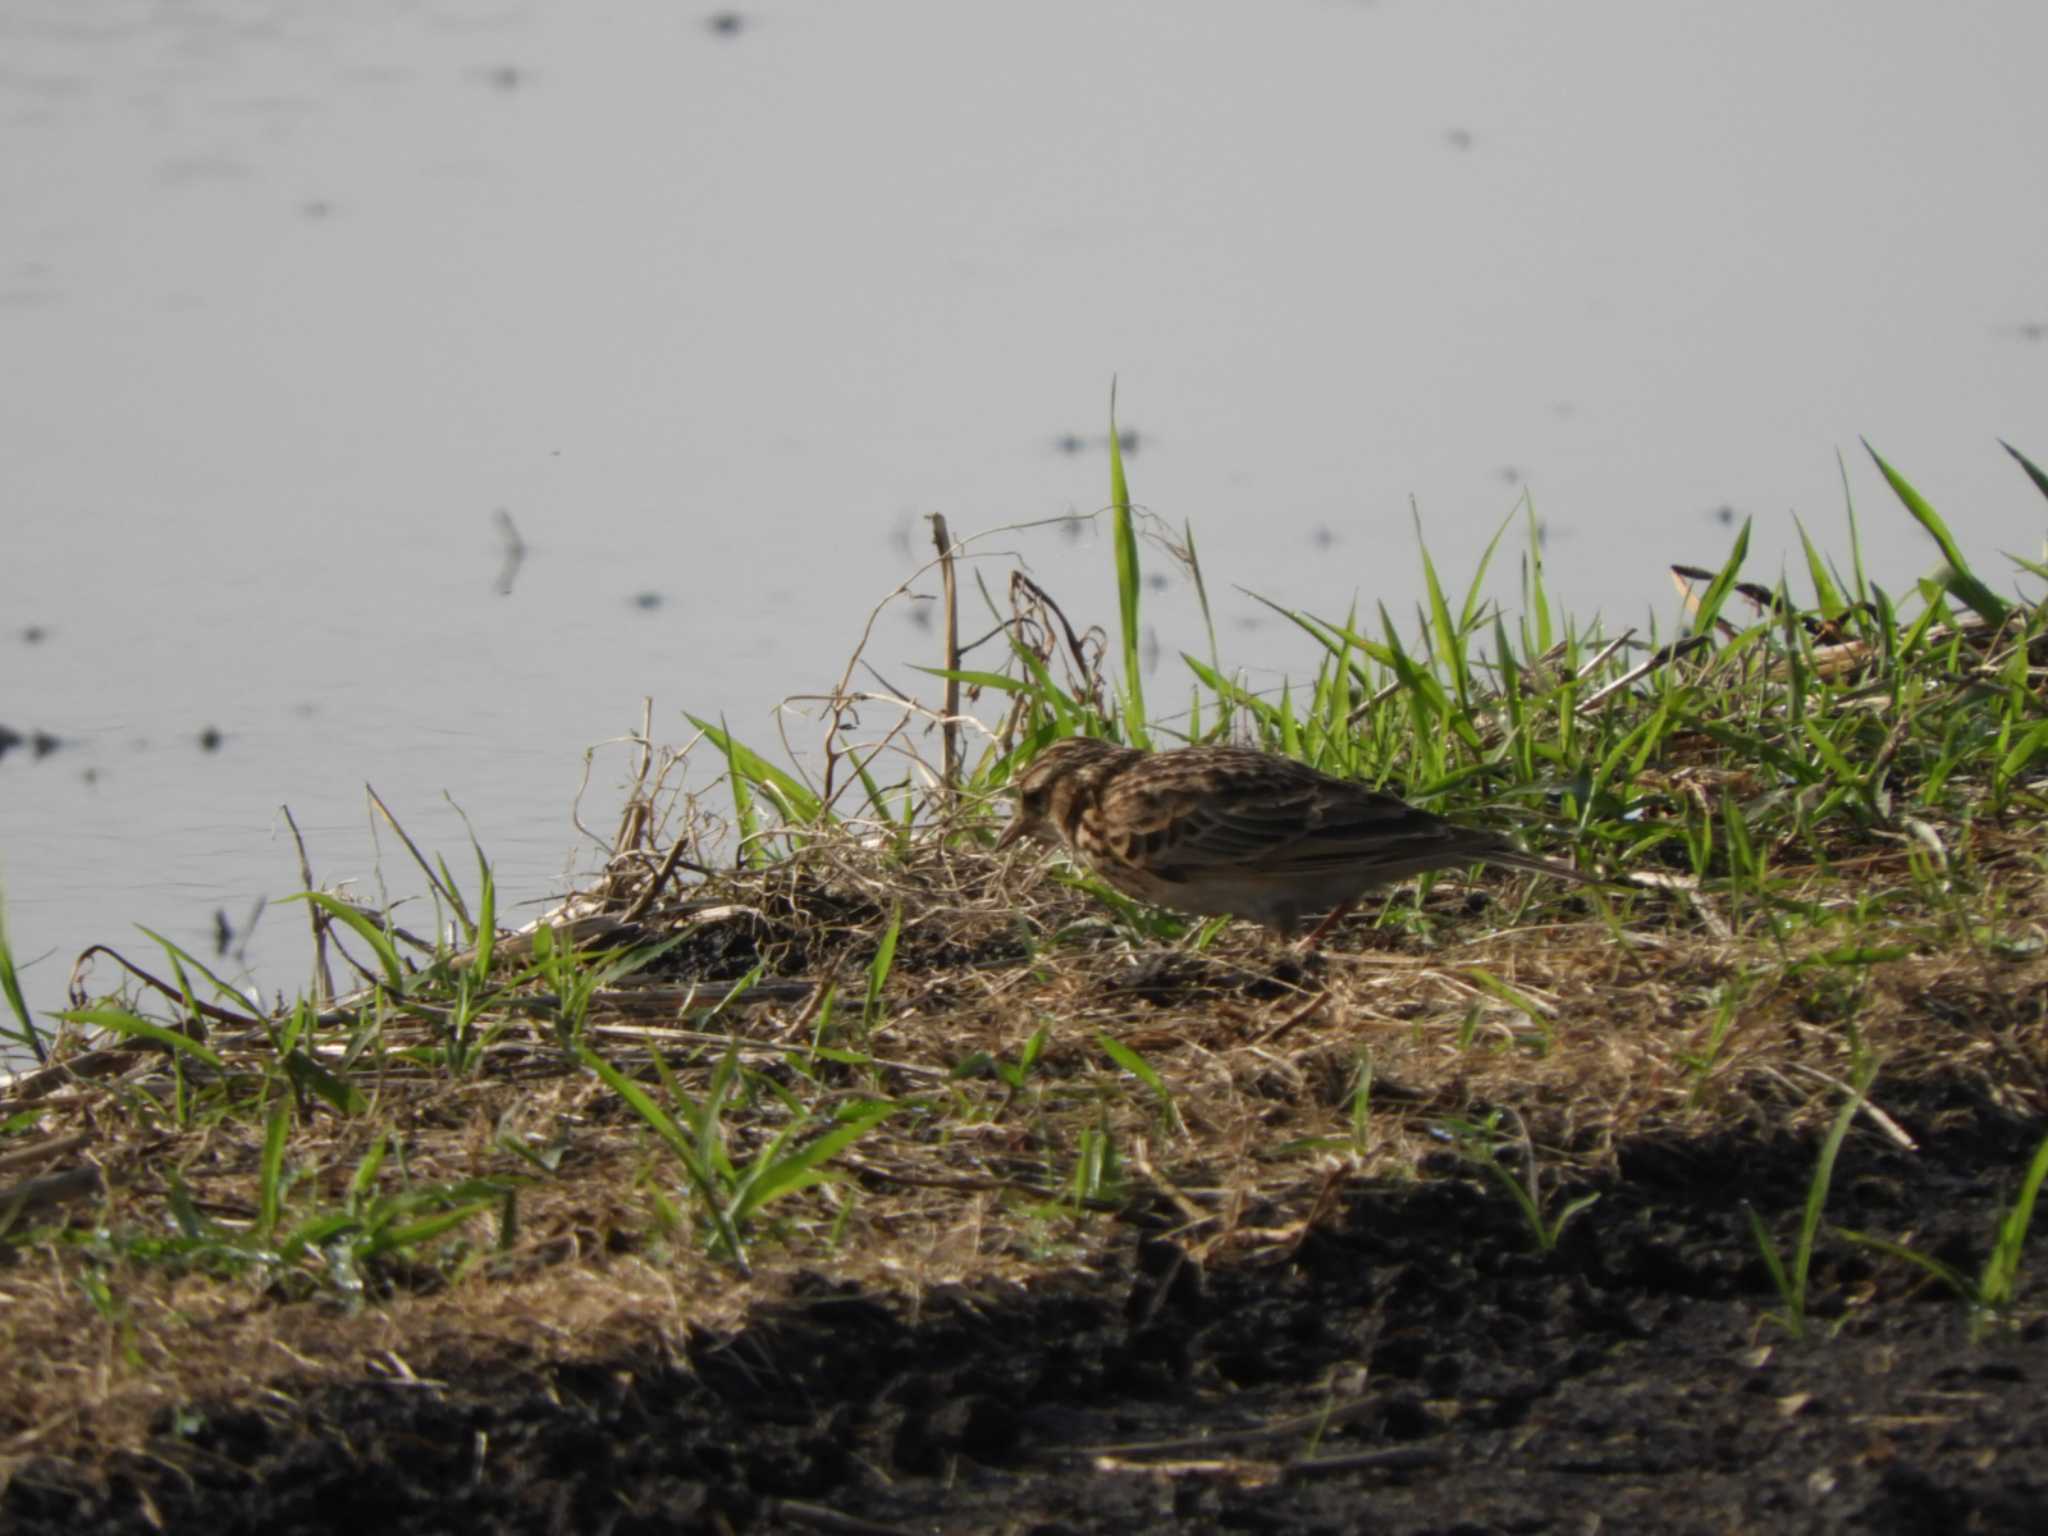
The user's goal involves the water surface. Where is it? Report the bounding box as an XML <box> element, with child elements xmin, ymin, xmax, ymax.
<box><xmin>4</xmin><ymin>0</ymin><xmax>2043</xmax><ymax>1032</ymax></box>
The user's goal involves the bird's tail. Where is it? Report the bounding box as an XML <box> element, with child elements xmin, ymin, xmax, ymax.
<box><xmin>1476</xmin><ymin>846</ymin><xmax>1614</xmax><ymax>887</ymax></box>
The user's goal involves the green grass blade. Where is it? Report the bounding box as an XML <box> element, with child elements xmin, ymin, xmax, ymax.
<box><xmin>585</xmin><ymin>929</ymin><xmax>700</xmax><ymax>991</ymax></box>
<box><xmin>1864</xmin><ymin>441</ymin><xmax>2009</xmax><ymax>623</ymax></box>
<box><xmin>1834</xmin><ymin>448</ymin><xmax>1869</xmax><ymax>606</ymax></box>
<box><xmin>286</xmin><ymin>896</ymin><xmax>405</xmax><ymax>993</ymax></box>
<box><xmin>1107</xmin><ymin>381</ymin><xmax>1149</xmax><ymax>748</ymax></box>
<box><xmin>576</xmin><ymin>1045</ymin><xmax>747</xmax><ymax>1266</ymax></box>
<box><xmin>1981</xmin><ymin>1129</ymin><xmax>2048</xmax><ymax>1308</ymax></box>
<box><xmin>2000</xmin><ymin>439</ymin><xmax>2048</xmax><ymax>507</ymax></box>
<box><xmin>1801</xmin><ymin>719</ymin><xmax>1866</xmax><ymax>798</ymax></box>
<box><xmin>863</xmin><ymin>904</ymin><xmax>902</xmax><ymax>1030</ymax></box>
<box><xmin>471</xmin><ymin>842</ymin><xmax>496</xmax><ymax>981</ymax></box>
<box><xmin>58</xmin><ymin>1007</ymin><xmax>224</xmax><ymax>1070</ymax></box>
<box><xmin>1003</xmin><ymin>633</ymin><xmax>1088</xmax><ymax>731</ymax></box>
<box><xmin>363</xmin><ymin>1198</ymin><xmax>499</xmax><ymax>1258</ymax></box>
<box><xmin>728</xmin><ymin>1104</ymin><xmax>893</xmax><ymax>1226</ymax></box>
<box><xmin>1413</xmin><ymin>504</ymin><xmax>1468</xmax><ymax>707</ymax></box>
<box><xmin>277</xmin><ymin>996</ymin><xmax>310</xmax><ymax>1057</ymax></box>
<box><xmin>1689</xmin><ymin>519</ymin><xmax>1754</xmax><ymax>637</ymax></box>
<box><xmin>165</xmin><ymin>1171</ymin><xmax>216</xmax><ymax>1241</ymax></box>
<box><xmin>349</xmin><ymin>1133</ymin><xmax>390</xmax><ymax>1209</ymax></box>
<box><xmin>1486</xmin><ymin>1162</ymin><xmax>1546</xmax><ymax>1240</ymax></box>
<box><xmin>432</xmin><ymin>852</ymin><xmax>475</xmax><ymax>943</ymax></box>
<box><xmin>1459</xmin><ymin>507</ymin><xmax>1517</xmax><ymax>635</ymax></box>
<box><xmin>1523</xmin><ymin>494</ymin><xmax>1553</xmax><ymax>654</ymax></box>
<box><xmin>1835</xmin><ymin>1227</ymin><xmax>1973</xmax><ymax>1301</ymax></box>
<box><xmin>258</xmin><ymin>1101</ymin><xmax>290</xmax><ymax>1237</ymax></box>
<box><xmin>718</xmin><ymin>716</ymin><xmax>758</xmax><ymax>856</ymax></box>
<box><xmin>1550</xmin><ymin>1192</ymin><xmax>1602</xmax><ymax>1247</ymax></box>
<box><xmin>697</xmin><ymin>1044</ymin><xmax>741</xmax><ymax>1181</ymax></box>
<box><xmin>1184</xmin><ymin>518</ymin><xmax>1224</xmax><ymax>729</ymax></box>
<box><xmin>1461</xmin><ymin>967</ymin><xmax>1553</xmax><ymax>1034</ymax></box>
<box><xmin>1793</xmin><ymin>515</ymin><xmax>1846</xmax><ymax>618</ymax></box>
<box><xmin>911</xmin><ymin>665</ymin><xmax>1037</xmax><ymax>696</ymax></box>
<box><xmin>1182</xmin><ymin>655</ymin><xmax>1284</xmax><ymax>729</ymax></box>
<box><xmin>1791</xmin><ymin>1060</ymin><xmax>1874</xmax><ymax>1303</ymax></box>
<box><xmin>0</xmin><ymin>890</ymin><xmax>46</xmax><ymax>1064</ymax></box>
<box><xmin>1096</xmin><ymin>1032</ymin><xmax>1167</xmax><ymax>1095</ymax></box>
<box><xmin>279</xmin><ymin>1209</ymin><xmax>363</xmax><ymax>1264</ymax></box>
<box><xmin>132</xmin><ymin>925</ymin><xmax>263</xmax><ymax>1016</ymax></box>
<box><xmin>283</xmin><ymin>1049</ymin><xmax>370</xmax><ymax>1115</ymax></box>
<box><xmin>1375</xmin><ymin>608</ymin><xmax>1481</xmax><ymax>753</ymax></box>
<box><xmin>1997</xmin><ymin>721</ymin><xmax>2048</xmax><ymax>794</ymax></box>
<box><xmin>1096</xmin><ymin>1032</ymin><xmax>1182</xmax><ymax>1133</ymax></box>
<box><xmin>687</xmin><ymin>714</ymin><xmax>825</xmax><ymax>823</ymax></box>
<box><xmin>1744</xmin><ymin>1204</ymin><xmax>1798</xmax><ymax>1332</ymax></box>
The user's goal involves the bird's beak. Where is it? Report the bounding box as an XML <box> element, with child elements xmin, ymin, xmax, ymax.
<box><xmin>994</xmin><ymin>816</ymin><xmax>1027</xmax><ymax>851</ymax></box>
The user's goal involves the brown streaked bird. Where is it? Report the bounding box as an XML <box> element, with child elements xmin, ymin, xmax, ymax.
<box><xmin>994</xmin><ymin>737</ymin><xmax>1602</xmax><ymax>947</ymax></box>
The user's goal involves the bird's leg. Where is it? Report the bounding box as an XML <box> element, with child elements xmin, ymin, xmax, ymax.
<box><xmin>1293</xmin><ymin>901</ymin><xmax>1355</xmax><ymax>953</ymax></box>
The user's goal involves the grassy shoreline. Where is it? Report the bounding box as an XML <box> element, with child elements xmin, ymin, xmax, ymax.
<box><xmin>3</xmin><ymin>428</ymin><xmax>2047</xmax><ymax>1488</ymax></box>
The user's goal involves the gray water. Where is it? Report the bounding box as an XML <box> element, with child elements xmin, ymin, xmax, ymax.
<box><xmin>4</xmin><ymin>0</ymin><xmax>2044</xmax><ymax>1037</ymax></box>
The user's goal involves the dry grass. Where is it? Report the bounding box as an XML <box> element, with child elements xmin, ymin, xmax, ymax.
<box><xmin>5</xmin><ymin>799</ymin><xmax>2045</xmax><ymax>1470</ymax></box>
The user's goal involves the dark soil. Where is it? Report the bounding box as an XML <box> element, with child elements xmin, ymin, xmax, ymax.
<box><xmin>10</xmin><ymin>1085</ymin><xmax>2048</xmax><ymax>1535</ymax></box>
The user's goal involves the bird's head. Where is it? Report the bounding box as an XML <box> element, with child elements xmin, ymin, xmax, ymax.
<box><xmin>994</xmin><ymin>736</ymin><xmax>1136</xmax><ymax>851</ymax></box>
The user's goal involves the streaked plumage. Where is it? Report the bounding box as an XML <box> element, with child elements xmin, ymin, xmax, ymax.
<box><xmin>995</xmin><ymin>737</ymin><xmax>1598</xmax><ymax>943</ymax></box>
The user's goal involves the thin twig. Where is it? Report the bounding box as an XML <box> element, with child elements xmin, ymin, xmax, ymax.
<box><xmin>1079</xmin><ymin>1397</ymin><xmax>1384</xmax><ymax>1459</ymax></box>
<box><xmin>763</xmin><ymin>1498</ymin><xmax>917</xmax><ymax>1536</ymax></box>
<box><xmin>0</xmin><ymin>1166</ymin><xmax>104</xmax><ymax>1230</ymax></box>
<box><xmin>0</xmin><ymin>1135</ymin><xmax>92</xmax><ymax>1182</ymax></box>
<box><xmin>1282</xmin><ymin>1445</ymin><xmax>1453</xmax><ymax>1478</ymax></box>
<box><xmin>0</xmin><ymin>1047</ymin><xmax>136</xmax><ymax>1106</ymax></box>
<box><xmin>1246</xmin><ymin>986</ymin><xmax>1333</xmax><ymax>1048</ymax></box>
<box><xmin>818</xmin><ymin>533</ymin><xmax>993</xmax><ymax>806</ymax></box>
<box><xmin>1576</xmin><ymin>632</ymin><xmax>1711</xmax><ymax>713</ymax></box>
<box><xmin>65</xmin><ymin>946</ymin><xmax>265</xmax><ymax>1030</ymax></box>
<box><xmin>618</xmin><ymin>831</ymin><xmax>698</xmax><ymax>927</ymax></box>
<box><xmin>366</xmin><ymin>783</ymin><xmax>471</xmax><ymax>936</ymax></box>
<box><xmin>1789</xmin><ymin>1063</ymin><xmax>1919</xmax><ymax>1151</ymax></box>
<box><xmin>584</xmin><ymin>1021</ymin><xmax>952</xmax><ymax>1081</ymax></box>
<box><xmin>607</xmin><ymin>697</ymin><xmax>657</xmax><ymax>876</ymax></box>
<box><xmin>281</xmin><ymin>803</ymin><xmax>334</xmax><ymax>1005</ymax></box>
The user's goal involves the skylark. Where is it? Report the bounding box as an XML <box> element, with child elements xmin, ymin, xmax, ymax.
<box><xmin>995</xmin><ymin>737</ymin><xmax>1602</xmax><ymax>946</ymax></box>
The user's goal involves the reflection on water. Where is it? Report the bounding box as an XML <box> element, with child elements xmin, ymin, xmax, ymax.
<box><xmin>2</xmin><ymin>0</ymin><xmax>2046</xmax><ymax>1039</ymax></box>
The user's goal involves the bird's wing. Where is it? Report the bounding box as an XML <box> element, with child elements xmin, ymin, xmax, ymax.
<box><xmin>1105</xmin><ymin>763</ymin><xmax>1480</xmax><ymax>877</ymax></box>
<box><xmin>1275</xmin><ymin>791</ymin><xmax>1512</xmax><ymax>875</ymax></box>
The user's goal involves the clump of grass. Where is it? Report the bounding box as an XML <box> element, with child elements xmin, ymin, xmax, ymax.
<box><xmin>581</xmin><ymin>1039</ymin><xmax>892</xmax><ymax>1274</ymax></box>
<box><xmin>1</xmin><ymin>400</ymin><xmax>2045</xmax><ymax>1468</ymax></box>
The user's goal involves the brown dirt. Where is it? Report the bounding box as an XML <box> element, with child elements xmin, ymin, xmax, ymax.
<box><xmin>6</xmin><ymin>1079</ymin><xmax>2047</xmax><ymax>1535</ymax></box>
<box><xmin>6</xmin><ymin>833</ymin><xmax>2047</xmax><ymax>1534</ymax></box>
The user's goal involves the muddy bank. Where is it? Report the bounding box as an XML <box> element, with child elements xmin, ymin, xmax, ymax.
<box><xmin>10</xmin><ymin>1086</ymin><xmax>2045</xmax><ymax>1535</ymax></box>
